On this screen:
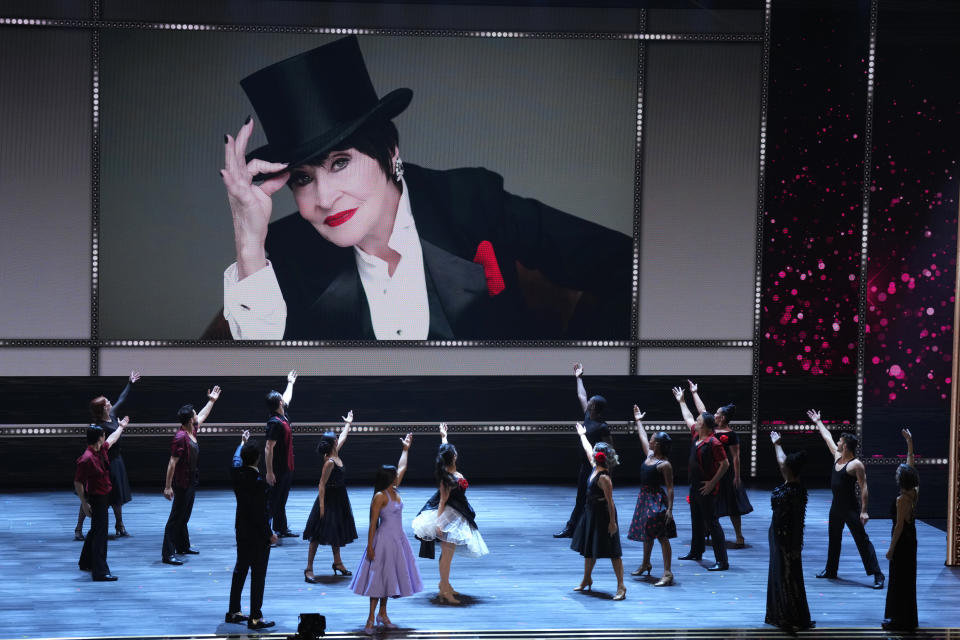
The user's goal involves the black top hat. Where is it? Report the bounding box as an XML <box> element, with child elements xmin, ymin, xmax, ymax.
<box><xmin>241</xmin><ymin>36</ymin><xmax>412</xmax><ymax>167</ymax></box>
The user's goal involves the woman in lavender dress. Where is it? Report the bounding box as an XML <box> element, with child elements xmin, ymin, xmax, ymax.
<box><xmin>350</xmin><ymin>433</ymin><xmax>422</xmax><ymax>634</ymax></box>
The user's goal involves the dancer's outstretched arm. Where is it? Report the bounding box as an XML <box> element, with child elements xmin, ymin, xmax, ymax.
<box><xmin>395</xmin><ymin>433</ymin><xmax>413</xmax><ymax>487</ymax></box>
<box><xmin>633</xmin><ymin>405</ymin><xmax>650</xmax><ymax>458</ymax></box>
<box><xmin>672</xmin><ymin>386</ymin><xmax>696</xmax><ymax>433</ymax></box>
<box><xmin>196</xmin><ymin>385</ymin><xmax>221</xmax><ymax>426</ymax></box>
<box><xmin>807</xmin><ymin>409</ymin><xmax>839</xmax><ymax>460</ymax></box>
<box><xmin>770</xmin><ymin>431</ymin><xmax>789</xmax><ymax>483</ymax></box>
<box><xmin>575</xmin><ymin>423</ymin><xmax>595</xmax><ymax>467</ymax></box>
<box><xmin>574</xmin><ymin>362</ymin><xmax>588</xmax><ymax>413</ymax></box>
<box><xmin>282</xmin><ymin>370</ymin><xmax>297</xmax><ymax>407</ymax></box>
<box><xmin>689</xmin><ymin>379</ymin><xmax>708</xmax><ymax>415</ymax></box>
<box><xmin>335</xmin><ymin>410</ymin><xmax>353</xmax><ymax>453</ymax></box>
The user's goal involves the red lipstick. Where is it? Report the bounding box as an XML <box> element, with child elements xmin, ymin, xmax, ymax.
<box><xmin>324</xmin><ymin>208</ymin><xmax>357</xmax><ymax>227</ymax></box>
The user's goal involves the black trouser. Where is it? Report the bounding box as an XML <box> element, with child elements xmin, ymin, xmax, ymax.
<box><xmin>689</xmin><ymin>490</ymin><xmax>728</xmax><ymax>565</ymax></box>
<box><xmin>269</xmin><ymin>472</ymin><xmax>293</xmax><ymax>534</ymax></box>
<box><xmin>563</xmin><ymin>461</ymin><xmax>591</xmax><ymax>531</ymax></box>
<box><xmin>229</xmin><ymin>537</ymin><xmax>271</xmax><ymax>619</ymax></box>
<box><xmin>161</xmin><ymin>484</ymin><xmax>196</xmax><ymax>559</ymax></box>
<box><xmin>825</xmin><ymin>505</ymin><xmax>881</xmax><ymax>576</ymax></box>
<box><xmin>79</xmin><ymin>494</ymin><xmax>110</xmax><ymax>578</ymax></box>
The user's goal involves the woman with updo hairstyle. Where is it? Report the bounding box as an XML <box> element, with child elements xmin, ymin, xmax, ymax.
<box><xmin>627</xmin><ymin>406</ymin><xmax>677</xmax><ymax>586</ymax></box>
<box><xmin>349</xmin><ymin>434</ymin><xmax>422</xmax><ymax>633</ymax></box>
<box><xmin>411</xmin><ymin>423</ymin><xmax>488</xmax><ymax>604</ymax></box>
<box><xmin>883</xmin><ymin>429</ymin><xmax>919</xmax><ymax>631</ymax></box>
<box><xmin>302</xmin><ymin>411</ymin><xmax>358</xmax><ymax>582</ymax></box>
<box><xmin>570</xmin><ymin>423</ymin><xmax>626</xmax><ymax>600</ymax></box>
<box><xmin>766</xmin><ymin>431</ymin><xmax>814</xmax><ymax>632</ymax></box>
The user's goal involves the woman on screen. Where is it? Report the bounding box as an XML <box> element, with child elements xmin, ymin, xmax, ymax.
<box><xmin>218</xmin><ymin>35</ymin><xmax>631</xmax><ymax>341</ymax></box>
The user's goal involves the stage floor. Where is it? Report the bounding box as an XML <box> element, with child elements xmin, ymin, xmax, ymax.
<box><xmin>1</xmin><ymin>484</ymin><xmax>957</xmax><ymax>638</ymax></box>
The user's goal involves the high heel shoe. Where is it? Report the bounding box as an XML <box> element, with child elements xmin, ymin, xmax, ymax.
<box><xmin>437</xmin><ymin>587</ymin><xmax>461</xmax><ymax>605</ymax></box>
<box><xmin>331</xmin><ymin>562</ymin><xmax>352</xmax><ymax>576</ymax></box>
<box><xmin>631</xmin><ymin>562</ymin><xmax>652</xmax><ymax>577</ymax></box>
<box><xmin>612</xmin><ymin>585</ymin><xmax>627</xmax><ymax>600</ymax></box>
<box><xmin>376</xmin><ymin>614</ymin><xmax>397</xmax><ymax>629</ymax></box>
<box><xmin>573</xmin><ymin>579</ymin><xmax>593</xmax><ymax>592</ymax></box>
<box><xmin>115</xmin><ymin>524</ymin><xmax>129</xmax><ymax>537</ymax></box>
<box><xmin>74</xmin><ymin>528</ymin><xmax>85</xmax><ymax>541</ymax></box>
<box><xmin>654</xmin><ymin>571</ymin><xmax>674</xmax><ymax>587</ymax></box>
<box><xmin>304</xmin><ymin>568</ymin><xmax>320</xmax><ymax>584</ymax></box>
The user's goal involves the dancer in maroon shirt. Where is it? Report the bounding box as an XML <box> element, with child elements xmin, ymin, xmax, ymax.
<box><xmin>75</xmin><ymin>420</ymin><xmax>129</xmax><ymax>581</ymax></box>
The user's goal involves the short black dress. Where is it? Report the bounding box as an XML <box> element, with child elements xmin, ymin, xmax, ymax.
<box><xmin>570</xmin><ymin>470</ymin><xmax>621</xmax><ymax>559</ymax></box>
<box><xmin>627</xmin><ymin>460</ymin><xmax>677</xmax><ymax>542</ymax></box>
<box><xmin>714</xmin><ymin>430</ymin><xmax>753</xmax><ymax>517</ymax></box>
<box><xmin>302</xmin><ymin>463</ymin><xmax>358</xmax><ymax>546</ymax></box>
<box><xmin>884</xmin><ymin>495</ymin><xmax>918</xmax><ymax>630</ymax></box>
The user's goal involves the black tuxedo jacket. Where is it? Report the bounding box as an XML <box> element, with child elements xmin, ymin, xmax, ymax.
<box><xmin>264</xmin><ymin>164</ymin><xmax>632</xmax><ymax>340</ymax></box>
<box><xmin>230</xmin><ymin>449</ymin><xmax>272</xmax><ymax>543</ymax></box>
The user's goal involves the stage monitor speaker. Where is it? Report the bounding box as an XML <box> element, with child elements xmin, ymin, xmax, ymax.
<box><xmin>296</xmin><ymin>613</ymin><xmax>325</xmax><ymax>639</ymax></box>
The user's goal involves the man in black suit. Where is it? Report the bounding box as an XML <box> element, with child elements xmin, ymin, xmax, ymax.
<box><xmin>221</xmin><ymin>36</ymin><xmax>631</xmax><ymax>341</ymax></box>
<box><xmin>226</xmin><ymin>431</ymin><xmax>277</xmax><ymax>631</ymax></box>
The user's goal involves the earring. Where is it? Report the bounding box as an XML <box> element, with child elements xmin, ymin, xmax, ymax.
<box><xmin>392</xmin><ymin>156</ymin><xmax>404</xmax><ymax>182</ymax></box>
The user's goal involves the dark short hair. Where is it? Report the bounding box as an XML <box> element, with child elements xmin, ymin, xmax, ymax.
<box><xmin>298</xmin><ymin>119</ymin><xmax>399</xmax><ymax>180</ymax></box>
<box><xmin>784</xmin><ymin>450</ymin><xmax>807</xmax><ymax>477</ymax></box>
<box><xmin>177</xmin><ymin>404</ymin><xmax>195</xmax><ymax>426</ymax></box>
<box><xmin>240</xmin><ymin>441</ymin><xmax>260</xmax><ymax>467</ymax></box>
<box><xmin>86</xmin><ymin>425</ymin><xmax>105</xmax><ymax>444</ymax></box>
<box><xmin>316</xmin><ymin>433</ymin><xmax>337</xmax><ymax>457</ymax></box>
<box><xmin>265</xmin><ymin>390</ymin><xmax>284</xmax><ymax>413</ymax></box>
<box><xmin>897</xmin><ymin>464</ymin><xmax>919</xmax><ymax>490</ymax></box>
<box><xmin>840</xmin><ymin>432</ymin><xmax>859</xmax><ymax>454</ymax></box>
<box><xmin>700</xmin><ymin>411</ymin><xmax>717</xmax><ymax>431</ymax></box>
<box><xmin>375</xmin><ymin>465</ymin><xmax>398</xmax><ymax>493</ymax></box>
<box><xmin>652</xmin><ymin>431</ymin><xmax>672</xmax><ymax>456</ymax></box>
<box><xmin>89</xmin><ymin>396</ymin><xmax>109</xmax><ymax>421</ymax></box>
<box><xmin>588</xmin><ymin>395</ymin><xmax>607</xmax><ymax>417</ymax></box>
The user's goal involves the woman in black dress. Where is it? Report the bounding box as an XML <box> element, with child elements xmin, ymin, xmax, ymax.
<box><xmin>689</xmin><ymin>381</ymin><xmax>751</xmax><ymax>546</ymax></box>
<box><xmin>626</xmin><ymin>405</ymin><xmax>676</xmax><ymax>586</ymax></box>
<box><xmin>570</xmin><ymin>422</ymin><xmax>625</xmax><ymax>600</ymax></box>
<box><xmin>765</xmin><ymin>431</ymin><xmax>814</xmax><ymax>632</ymax></box>
<box><xmin>883</xmin><ymin>428</ymin><xmax>919</xmax><ymax>631</ymax></box>
<box><xmin>75</xmin><ymin>370</ymin><xmax>141</xmax><ymax>540</ymax></box>
<box><xmin>303</xmin><ymin>411</ymin><xmax>359</xmax><ymax>582</ymax></box>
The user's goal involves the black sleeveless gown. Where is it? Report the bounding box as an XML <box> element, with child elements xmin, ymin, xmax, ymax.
<box><xmin>884</xmin><ymin>496</ymin><xmax>918</xmax><ymax>629</ymax></box>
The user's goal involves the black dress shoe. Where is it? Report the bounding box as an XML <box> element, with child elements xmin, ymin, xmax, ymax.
<box><xmin>707</xmin><ymin>562</ymin><xmax>729</xmax><ymax>571</ymax></box>
<box><xmin>180</xmin><ymin>547</ymin><xmax>200</xmax><ymax>554</ymax></box>
<box><xmin>553</xmin><ymin>528</ymin><xmax>574</xmax><ymax>538</ymax></box>
<box><xmin>816</xmin><ymin>569</ymin><xmax>837</xmax><ymax>579</ymax></box>
<box><xmin>247</xmin><ymin>619</ymin><xmax>275</xmax><ymax>630</ymax></box>
<box><xmin>678</xmin><ymin>552</ymin><xmax>702</xmax><ymax>561</ymax></box>
<box><xmin>278</xmin><ymin>530</ymin><xmax>298</xmax><ymax>538</ymax></box>
<box><xmin>162</xmin><ymin>557</ymin><xmax>184</xmax><ymax>565</ymax></box>
<box><xmin>873</xmin><ymin>572</ymin><xmax>885</xmax><ymax>589</ymax></box>
<box><xmin>225</xmin><ymin>612</ymin><xmax>249</xmax><ymax>624</ymax></box>
<box><xmin>93</xmin><ymin>574</ymin><xmax>118</xmax><ymax>581</ymax></box>
<box><xmin>74</xmin><ymin>530</ymin><xmax>85</xmax><ymax>541</ymax></box>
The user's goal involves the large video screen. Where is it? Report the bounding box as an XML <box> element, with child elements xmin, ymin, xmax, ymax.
<box><xmin>98</xmin><ymin>32</ymin><xmax>638</xmax><ymax>341</ymax></box>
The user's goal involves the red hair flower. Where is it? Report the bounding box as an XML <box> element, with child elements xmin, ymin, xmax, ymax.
<box><xmin>719</xmin><ymin>434</ymin><xmax>729</xmax><ymax>444</ymax></box>
<box><xmin>594</xmin><ymin>451</ymin><xmax>607</xmax><ymax>464</ymax></box>
<box><xmin>458</xmin><ymin>477</ymin><xmax>469</xmax><ymax>490</ymax></box>
<box><xmin>686</xmin><ymin>494</ymin><xmax>691</xmax><ymax>504</ymax></box>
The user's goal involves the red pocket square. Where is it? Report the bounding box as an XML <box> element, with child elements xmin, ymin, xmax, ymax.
<box><xmin>472</xmin><ymin>240</ymin><xmax>505</xmax><ymax>297</ymax></box>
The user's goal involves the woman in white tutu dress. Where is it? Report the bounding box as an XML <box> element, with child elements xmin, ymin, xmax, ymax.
<box><xmin>411</xmin><ymin>423</ymin><xmax>488</xmax><ymax>604</ymax></box>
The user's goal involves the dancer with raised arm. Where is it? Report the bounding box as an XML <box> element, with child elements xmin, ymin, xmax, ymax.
<box><xmin>76</xmin><ymin>370</ymin><xmax>141</xmax><ymax>540</ymax></box>
<box><xmin>350</xmin><ymin>433</ymin><xmax>423</xmax><ymax>634</ymax></box>
<box><xmin>689</xmin><ymin>380</ymin><xmax>752</xmax><ymax>547</ymax></box>
<box><xmin>570</xmin><ymin>422</ymin><xmax>626</xmax><ymax>599</ymax></box>
<box><xmin>674</xmin><ymin>386</ymin><xmax>729</xmax><ymax>570</ymax></box>
<box><xmin>303</xmin><ymin>410</ymin><xmax>359</xmax><ymax>581</ymax></box>
<box><xmin>883</xmin><ymin>428</ymin><xmax>919</xmax><ymax>631</ymax></box>
<box><xmin>75</xmin><ymin>419</ymin><xmax>129</xmax><ymax>581</ymax></box>
<box><xmin>412</xmin><ymin>423</ymin><xmax>488</xmax><ymax>604</ymax></box>
<box><xmin>161</xmin><ymin>385</ymin><xmax>221</xmax><ymax>565</ymax></box>
<box><xmin>807</xmin><ymin>409</ymin><xmax>884</xmax><ymax>588</ymax></box>
<box><xmin>555</xmin><ymin>362</ymin><xmax>612</xmax><ymax>538</ymax></box>
<box><xmin>765</xmin><ymin>431</ymin><xmax>813</xmax><ymax>632</ymax></box>
<box><xmin>626</xmin><ymin>405</ymin><xmax>675</xmax><ymax>586</ymax></box>
<box><xmin>226</xmin><ymin>430</ymin><xmax>278</xmax><ymax>631</ymax></box>
<box><xmin>265</xmin><ymin>370</ymin><xmax>298</xmax><ymax>538</ymax></box>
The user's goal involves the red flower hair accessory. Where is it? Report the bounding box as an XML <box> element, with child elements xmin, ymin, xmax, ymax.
<box><xmin>719</xmin><ymin>434</ymin><xmax>729</xmax><ymax>444</ymax></box>
<box><xmin>594</xmin><ymin>451</ymin><xmax>607</xmax><ymax>464</ymax></box>
<box><xmin>458</xmin><ymin>477</ymin><xmax>469</xmax><ymax>490</ymax></box>
<box><xmin>685</xmin><ymin>494</ymin><xmax>691</xmax><ymax>504</ymax></box>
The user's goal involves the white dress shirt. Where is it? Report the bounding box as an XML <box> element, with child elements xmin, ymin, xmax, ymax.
<box><xmin>223</xmin><ymin>179</ymin><xmax>430</xmax><ymax>340</ymax></box>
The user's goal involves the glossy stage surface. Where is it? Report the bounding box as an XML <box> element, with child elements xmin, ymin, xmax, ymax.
<box><xmin>1</xmin><ymin>485</ymin><xmax>957</xmax><ymax>638</ymax></box>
